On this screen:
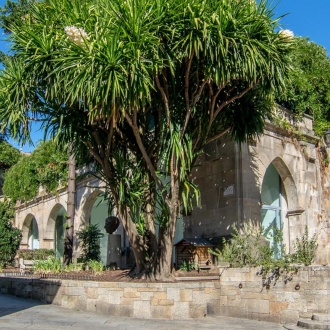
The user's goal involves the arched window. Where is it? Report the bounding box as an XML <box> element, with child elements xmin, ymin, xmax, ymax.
<box><xmin>261</xmin><ymin>163</ymin><xmax>282</xmax><ymax>258</ymax></box>
<box><xmin>28</xmin><ymin>217</ymin><xmax>39</xmax><ymax>250</ymax></box>
<box><xmin>54</xmin><ymin>207</ymin><xmax>66</xmax><ymax>258</ymax></box>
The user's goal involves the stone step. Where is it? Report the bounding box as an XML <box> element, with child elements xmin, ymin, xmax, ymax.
<box><xmin>297</xmin><ymin>318</ymin><xmax>330</xmax><ymax>329</ymax></box>
<box><xmin>312</xmin><ymin>314</ymin><xmax>330</xmax><ymax>322</ymax></box>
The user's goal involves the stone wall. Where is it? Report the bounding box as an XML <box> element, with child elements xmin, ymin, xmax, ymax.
<box><xmin>1</xmin><ymin>266</ymin><xmax>329</xmax><ymax>323</ymax></box>
<box><xmin>219</xmin><ymin>266</ymin><xmax>330</xmax><ymax>324</ymax></box>
<box><xmin>0</xmin><ymin>277</ymin><xmax>221</xmax><ymax>320</ymax></box>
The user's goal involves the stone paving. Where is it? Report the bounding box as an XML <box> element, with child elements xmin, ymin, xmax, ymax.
<box><xmin>0</xmin><ymin>293</ymin><xmax>288</xmax><ymax>330</ymax></box>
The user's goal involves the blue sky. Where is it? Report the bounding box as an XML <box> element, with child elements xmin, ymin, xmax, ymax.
<box><xmin>1</xmin><ymin>0</ymin><xmax>330</xmax><ymax>152</ymax></box>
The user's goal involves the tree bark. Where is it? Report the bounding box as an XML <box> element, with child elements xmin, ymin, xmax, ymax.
<box><xmin>64</xmin><ymin>144</ymin><xmax>76</xmax><ymax>266</ymax></box>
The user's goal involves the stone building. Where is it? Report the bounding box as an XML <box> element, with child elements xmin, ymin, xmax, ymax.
<box><xmin>185</xmin><ymin>107</ymin><xmax>330</xmax><ymax>265</ymax></box>
<box><xmin>10</xmin><ymin>107</ymin><xmax>330</xmax><ymax>266</ymax></box>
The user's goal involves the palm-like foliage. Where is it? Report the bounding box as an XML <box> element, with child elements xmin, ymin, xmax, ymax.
<box><xmin>0</xmin><ymin>0</ymin><xmax>292</xmax><ymax>279</ymax></box>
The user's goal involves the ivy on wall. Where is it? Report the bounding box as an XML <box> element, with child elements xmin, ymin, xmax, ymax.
<box><xmin>3</xmin><ymin>140</ymin><xmax>68</xmax><ymax>202</ymax></box>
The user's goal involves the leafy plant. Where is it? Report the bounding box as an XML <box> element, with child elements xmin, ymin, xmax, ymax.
<box><xmin>88</xmin><ymin>260</ymin><xmax>104</xmax><ymax>274</ymax></box>
<box><xmin>33</xmin><ymin>257</ymin><xmax>62</xmax><ymax>273</ymax></box>
<box><xmin>77</xmin><ymin>224</ymin><xmax>104</xmax><ymax>263</ymax></box>
<box><xmin>179</xmin><ymin>260</ymin><xmax>195</xmax><ymax>272</ymax></box>
<box><xmin>0</xmin><ymin>200</ymin><xmax>22</xmax><ymax>267</ymax></box>
<box><xmin>63</xmin><ymin>262</ymin><xmax>83</xmax><ymax>272</ymax></box>
<box><xmin>291</xmin><ymin>226</ymin><xmax>317</xmax><ymax>266</ymax></box>
<box><xmin>210</xmin><ymin>223</ymin><xmax>318</xmax><ymax>287</ymax></box>
<box><xmin>17</xmin><ymin>248</ymin><xmax>55</xmax><ymax>260</ymax></box>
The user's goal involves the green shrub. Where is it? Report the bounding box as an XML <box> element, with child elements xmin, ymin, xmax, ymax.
<box><xmin>179</xmin><ymin>260</ymin><xmax>195</xmax><ymax>272</ymax></box>
<box><xmin>210</xmin><ymin>223</ymin><xmax>318</xmax><ymax>286</ymax></box>
<box><xmin>63</xmin><ymin>262</ymin><xmax>84</xmax><ymax>272</ymax></box>
<box><xmin>17</xmin><ymin>248</ymin><xmax>55</xmax><ymax>260</ymax></box>
<box><xmin>77</xmin><ymin>224</ymin><xmax>104</xmax><ymax>263</ymax></box>
<box><xmin>291</xmin><ymin>226</ymin><xmax>317</xmax><ymax>266</ymax></box>
<box><xmin>34</xmin><ymin>257</ymin><xmax>62</xmax><ymax>273</ymax></box>
<box><xmin>88</xmin><ymin>260</ymin><xmax>104</xmax><ymax>274</ymax></box>
<box><xmin>0</xmin><ymin>200</ymin><xmax>22</xmax><ymax>267</ymax></box>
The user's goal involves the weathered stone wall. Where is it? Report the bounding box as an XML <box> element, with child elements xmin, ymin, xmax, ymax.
<box><xmin>219</xmin><ymin>266</ymin><xmax>330</xmax><ymax>324</ymax></box>
<box><xmin>0</xmin><ymin>277</ymin><xmax>221</xmax><ymax>320</ymax></box>
<box><xmin>1</xmin><ymin>266</ymin><xmax>329</xmax><ymax>324</ymax></box>
<box><xmin>185</xmin><ymin>111</ymin><xmax>330</xmax><ymax>265</ymax></box>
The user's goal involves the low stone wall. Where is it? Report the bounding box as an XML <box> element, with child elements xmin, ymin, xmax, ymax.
<box><xmin>1</xmin><ymin>266</ymin><xmax>329</xmax><ymax>323</ymax></box>
<box><xmin>218</xmin><ymin>266</ymin><xmax>330</xmax><ymax>324</ymax></box>
<box><xmin>0</xmin><ymin>277</ymin><xmax>220</xmax><ymax>319</ymax></box>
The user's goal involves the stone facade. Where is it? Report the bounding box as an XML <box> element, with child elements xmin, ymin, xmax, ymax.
<box><xmin>185</xmin><ymin>109</ymin><xmax>330</xmax><ymax>265</ymax></box>
<box><xmin>1</xmin><ymin>266</ymin><xmax>329</xmax><ymax>324</ymax></box>
<box><xmin>0</xmin><ymin>277</ymin><xmax>221</xmax><ymax>320</ymax></box>
<box><xmin>218</xmin><ymin>266</ymin><xmax>330</xmax><ymax>324</ymax></box>
<box><xmin>10</xmin><ymin>107</ymin><xmax>330</xmax><ymax>266</ymax></box>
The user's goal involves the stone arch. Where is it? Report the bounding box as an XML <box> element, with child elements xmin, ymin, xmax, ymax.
<box><xmin>261</xmin><ymin>157</ymin><xmax>304</xmax><ymax>253</ymax></box>
<box><xmin>79</xmin><ymin>189</ymin><xmax>105</xmax><ymax>230</ymax></box>
<box><xmin>44</xmin><ymin>203</ymin><xmax>66</xmax><ymax>251</ymax></box>
<box><xmin>21</xmin><ymin>213</ymin><xmax>38</xmax><ymax>249</ymax></box>
<box><xmin>271</xmin><ymin>157</ymin><xmax>301</xmax><ymax>212</ymax></box>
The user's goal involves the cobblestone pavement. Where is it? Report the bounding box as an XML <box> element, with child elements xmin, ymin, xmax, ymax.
<box><xmin>0</xmin><ymin>293</ymin><xmax>288</xmax><ymax>330</ymax></box>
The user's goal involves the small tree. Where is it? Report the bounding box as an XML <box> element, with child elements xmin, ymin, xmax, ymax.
<box><xmin>77</xmin><ymin>224</ymin><xmax>104</xmax><ymax>263</ymax></box>
<box><xmin>0</xmin><ymin>200</ymin><xmax>22</xmax><ymax>267</ymax></box>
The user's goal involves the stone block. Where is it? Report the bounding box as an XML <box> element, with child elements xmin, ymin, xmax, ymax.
<box><xmin>133</xmin><ymin>300</ymin><xmax>152</xmax><ymax>318</ymax></box>
<box><xmin>180</xmin><ymin>289</ymin><xmax>193</xmax><ymax>302</ymax></box>
<box><xmin>280</xmin><ymin>309</ymin><xmax>300</xmax><ymax>324</ymax></box>
<box><xmin>151</xmin><ymin>306</ymin><xmax>172</xmax><ymax>319</ymax></box>
<box><xmin>61</xmin><ymin>295</ymin><xmax>80</xmax><ymax>309</ymax></box>
<box><xmin>108</xmin><ymin>290</ymin><xmax>123</xmax><ymax>304</ymax></box>
<box><xmin>167</xmin><ymin>287</ymin><xmax>180</xmax><ymax>302</ymax></box>
<box><xmin>120</xmin><ymin>298</ymin><xmax>135</xmax><ymax>305</ymax></box>
<box><xmin>123</xmin><ymin>290</ymin><xmax>140</xmax><ymax>299</ymax></box>
<box><xmin>109</xmin><ymin>304</ymin><xmax>133</xmax><ymax>317</ymax></box>
<box><xmin>227</xmin><ymin>296</ymin><xmax>245</xmax><ymax>308</ymax></box>
<box><xmin>153</xmin><ymin>291</ymin><xmax>167</xmax><ymax>300</ymax></box>
<box><xmin>246</xmin><ymin>299</ymin><xmax>269</xmax><ymax>314</ymax></box>
<box><xmin>140</xmin><ymin>291</ymin><xmax>153</xmax><ymax>301</ymax></box>
<box><xmin>86</xmin><ymin>299</ymin><xmax>97</xmax><ymax>313</ymax></box>
<box><xmin>189</xmin><ymin>304</ymin><xmax>207</xmax><ymax>318</ymax></box>
<box><xmin>157</xmin><ymin>299</ymin><xmax>174</xmax><ymax>306</ymax></box>
<box><xmin>172</xmin><ymin>301</ymin><xmax>190</xmax><ymax>319</ymax></box>
<box><xmin>269</xmin><ymin>301</ymin><xmax>288</xmax><ymax>314</ymax></box>
<box><xmin>224</xmin><ymin>306</ymin><xmax>248</xmax><ymax>319</ymax></box>
<box><xmin>85</xmin><ymin>287</ymin><xmax>98</xmax><ymax>299</ymax></box>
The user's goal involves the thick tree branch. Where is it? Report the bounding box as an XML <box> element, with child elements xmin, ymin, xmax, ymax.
<box><xmin>155</xmin><ymin>74</ymin><xmax>170</xmax><ymax>127</ymax></box>
<box><xmin>124</xmin><ymin>111</ymin><xmax>164</xmax><ymax>194</ymax></box>
<box><xmin>205</xmin><ymin>127</ymin><xmax>230</xmax><ymax>145</ymax></box>
<box><xmin>213</xmin><ymin>81</ymin><xmax>257</xmax><ymax>120</ymax></box>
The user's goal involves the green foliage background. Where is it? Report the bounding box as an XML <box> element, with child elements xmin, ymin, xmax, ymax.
<box><xmin>276</xmin><ymin>37</ymin><xmax>330</xmax><ymax>136</ymax></box>
<box><xmin>3</xmin><ymin>140</ymin><xmax>68</xmax><ymax>202</ymax></box>
<box><xmin>0</xmin><ymin>200</ymin><xmax>22</xmax><ymax>266</ymax></box>
<box><xmin>0</xmin><ymin>139</ymin><xmax>21</xmax><ymax>170</ymax></box>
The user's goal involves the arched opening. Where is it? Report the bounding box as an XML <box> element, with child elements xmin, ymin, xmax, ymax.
<box><xmin>80</xmin><ymin>191</ymin><xmax>128</xmax><ymax>267</ymax></box>
<box><xmin>90</xmin><ymin>195</ymin><xmax>111</xmax><ymax>265</ymax></box>
<box><xmin>261</xmin><ymin>163</ymin><xmax>288</xmax><ymax>258</ymax></box>
<box><xmin>22</xmin><ymin>214</ymin><xmax>39</xmax><ymax>250</ymax></box>
<box><xmin>28</xmin><ymin>217</ymin><xmax>39</xmax><ymax>250</ymax></box>
<box><xmin>54</xmin><ymin>206</ymin><xmax>66</xmax><ymax>258</ymax></box>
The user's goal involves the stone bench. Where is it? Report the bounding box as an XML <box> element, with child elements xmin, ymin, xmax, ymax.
<box><xmin>19</xmin><ymin>259</ymin><xmax>35</xmax><ymax>274</ymax></box>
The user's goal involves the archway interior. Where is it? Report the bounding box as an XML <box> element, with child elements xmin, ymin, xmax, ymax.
<box><xmin>90</xmin><ymin>196</ymin><xmax>111</xmax><ymax>265</ymax></box>
<box><xmin>28</xmin><ymin>217</ymin><xmax>39</xmax><ymax>250</ymax></box>
<box><xmin>261</xmin><ymin>163</ymin><xmax>284</xmax><ymax>258</ymax></box>
<box><xmin>55</xmin><ymin>207</ymin><xmax>66</xmax><ymax>258</ymax></box>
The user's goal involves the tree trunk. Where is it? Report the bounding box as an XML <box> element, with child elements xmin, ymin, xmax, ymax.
<box><xmin>64</xmin><ymin>145</ymin><xmax>76</xmax><ymax>266</ymax></box>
